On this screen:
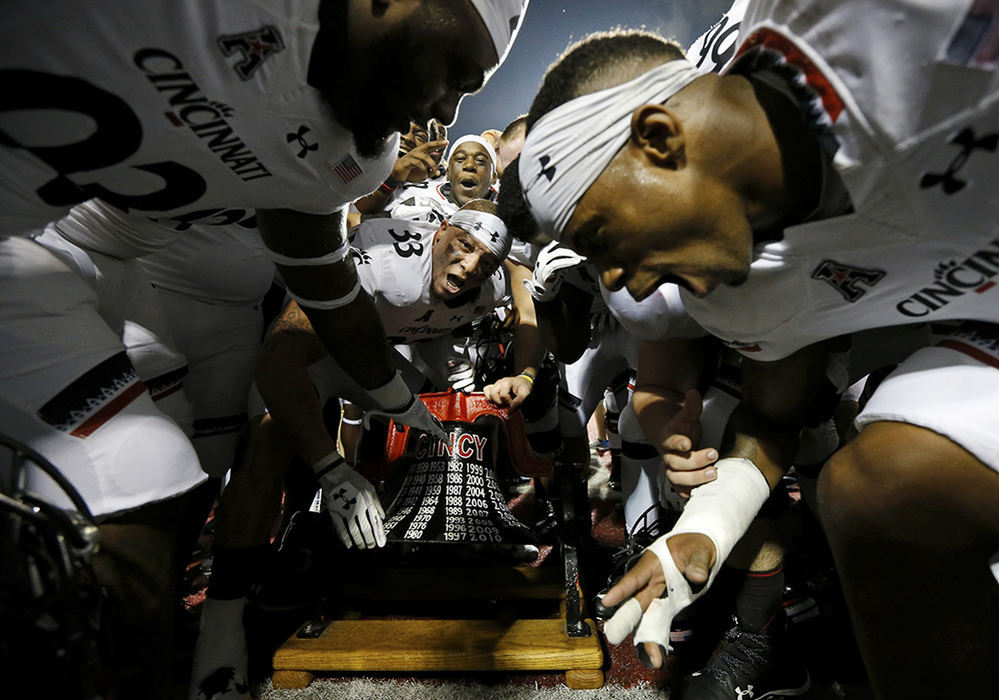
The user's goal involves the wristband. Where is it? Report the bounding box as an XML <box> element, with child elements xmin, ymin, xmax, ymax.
<box><xmin>285</xmin><ymin>279</ymin><xmax>362</xmax><ymax>310</ymax></box>
<box><xmin>267</xmin><ymin>239</ymin><xmax>350</xmax><ymax>267</ymax></box>
<box><xmin>340</xmin><ymin>416</ymin><xmax>363</xmax><ymax>426</ymax></box>
<box><xmin>378</xmin><ymin>179</ymin><xmax>398</xmax><ymax>195</ymax></box>
<box><xmin>312</xmin><ymin>451</ymin><xmax>345</xmax><ymax>478</ymax></box>
<box><xmin>516</xmin><ymin>370</ymin><xmax>535</xmax><ymax>385</ymax></box>
<box><xmin>366</xmin><ymin>370</ymin><xmax>412</xmax><ymax>411</ymax></box>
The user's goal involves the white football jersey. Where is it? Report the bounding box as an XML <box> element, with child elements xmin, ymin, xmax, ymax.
<box><xmin>682</xmin><ymin>0</ymin><xmax>999</xmax><ymax>361</ymax></box>
<box><xmin>601</xmin><ymin>283</ymin><xmax>706</xmax><ymax>342</ymax></box>
<box><xmin>349</xmin><ymin>219</ymin><xmax>509</xmax><ymax>344</ymax></box>
<box><xmin>1</xmin><ymin>0</ymin><xmax>396</xmax><ymax>234</ymax></box>
<box><xmin>686</xmin><ymin>0</ymin><xmax>750</xmax><ymax>75</ymax></box>
<box><xmin>138</xmin><ymin>220</ymin><xmax>274</xmax><ymax>306</ymax></box>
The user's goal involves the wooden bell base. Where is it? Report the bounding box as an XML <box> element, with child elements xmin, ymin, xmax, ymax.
<box><xmin>271</xmin><ymin>565</ymin><xmax>604</xmax><ymax>690</ymax></box>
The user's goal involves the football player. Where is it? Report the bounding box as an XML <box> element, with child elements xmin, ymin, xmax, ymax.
<box><xmin>1</xmin><ymin>1</ymin><xmax>529</xmax><ymax>696</ymax></box>
<box><xmin>191</xmin><ymin>199</ymin><xmax>513</xmax><ymax>695</ymax></box>
<box><xmin>506</xmin><ymin>3</ymin><xmax>999</xmax><ymax>696</ymax></box>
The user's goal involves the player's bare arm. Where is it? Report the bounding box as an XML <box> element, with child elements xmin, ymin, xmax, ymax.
<box><xmin>255</xmin><ymin>300</ymin><xmax>338</xmax><ymax>465</ymax></box>
<box><xmin>722</xmin><ymin>340</ymin><xmax>837</xmax><ymax>490</ymax></box>
<box><xmin>631</xmin><ymin>337</ymin><xmax>714</xmax><ymax>496</ymax></box>
<box><xmin>534</xmin><ymin>280</ymin><xmax>593</xmax><ymax>364</ymax></box>
<box><xmin>257</xmin><ymin>207</ymin><xmax>397</xmax><ymax>392</ymax></box>
<box><xmin>485</xmin><ymin>260</ymin><xmax>545</xmax><ymax>408</ymax></box>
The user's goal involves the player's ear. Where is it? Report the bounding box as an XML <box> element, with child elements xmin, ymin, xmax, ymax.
<box><xmin>630</xmin><ymin>104</ymin><xmax>685</xmax><ymax>170</ymax></box>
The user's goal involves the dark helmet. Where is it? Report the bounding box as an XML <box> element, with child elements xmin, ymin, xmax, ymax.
<box><xmin>0</xmin><ymin>432</ymin><xmax>102</xmax><ymax>698</ymax></box>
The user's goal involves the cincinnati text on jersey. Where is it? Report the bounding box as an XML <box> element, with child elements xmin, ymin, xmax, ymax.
<box><xmin>896</xmin><ymin>238</ymin><xmax>999</xmax><ymax>317</ymax></box>
<box><xmin>398</xmin><ymin>324</ymin><xmax>457</xmax><ymax>337</ymax></box>
<box><xmin>135</xmin><ymin>49</ymin><xmax>273</xmax><ymax>182</ymax></box>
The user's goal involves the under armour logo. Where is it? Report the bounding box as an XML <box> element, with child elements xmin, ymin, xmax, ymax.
<box><xmin>217</xmin><ymin>26</ymin><xmax>285</xmax><ymax>80</ymax></box>
<box><xmin>920</xmin><ymin>127</ymin><xmax>998</xmax><ymax>194</ymax></box>
<box><xmin>489</xmin><ymin>231</ymin><xmax>500</xmax><ymax>243</ymax></box>
<box><xmin>450</xmin><ymin>314</ymin><xmax>464</xmax><ymax>322</ymax></box>
<box><xmin>811</xmin><ymin>259</ymin><xmax>885</xmax><ymax>302</ymax></box>
<box><xmin>534</xmin><ymin>155</ymin><xmax>557</xmax><ymax>184</ymax></box>
<box><xmin>287</xmin><ymin>126</ymin><xmax>318</xmax><ymax>158</ymax></box>
<box><xmin>350</xmin><ymin>249</ymin><xmax>372</xmax><ymax>265</ymax></box>
<box><xmin>332</xmin><ymin>487</ymin><xmax>356</xmax><ymax>508</ymax></box>
<box><xmin>735</xmin><ymin>686</ymin><xmax>755</xmax><ymax>699</ymax></box>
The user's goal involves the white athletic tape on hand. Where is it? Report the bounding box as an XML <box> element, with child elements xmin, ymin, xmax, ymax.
<box><xmin>521</xmin><ymin>59</ymin><xmax>700</xmax><ymax>238</ymax></box>
<box><xmin>603</xmin><ymin>458</ymin><xmax>770</xmax><ymax>652</ymax></box>
<box><xmin>667</xmin><ymin>457</ymin><xmax>770</xmax><ymax>580</ymax></box>
<box><xmin>603</xmin><ymin>598</ymin><xmax>643</xmax><ymax>645</ymax></box>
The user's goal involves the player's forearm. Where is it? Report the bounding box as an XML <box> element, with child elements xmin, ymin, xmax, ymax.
<box><xmin>721</xmin><ymin>342</ymin><xmax>836</xmax><ymax>488</ymax></box>
<box><xmin>720</xmin><ymin>404</ymin><xmax>797</xmax><ymax>490</ymax></box>
<box><xmin>303</xmin><ymin>293</ymin><xmax>396</xmax><ymax>390</ymax></box>
<box><xmin>534</xmin><ymin>297</ymin><xmax>588</xmax><ymax>363</ymax></box>
<box><xmin>507</xmin><ymin>261</ymin><xmax>546</xmax><ymax>374</ymax></box>
<box><xmin>255</xmin><ymin>355</ymin><xmax>337</xmax><ymax>465</ymax></box>
<box><xmin>632</xmin><ymin>387</ymin><xmax>686</xmax><ymax>455</ymax></box>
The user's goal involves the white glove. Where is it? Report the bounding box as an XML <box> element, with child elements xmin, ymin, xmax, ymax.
<box><xmin>364</xmin><ymin>394</ymin><xmax>448</xmax><ymax>441</ymax></box>
<box><xmin>314</xmin><ymin>454</ymin><xmax>386</xmax><ymax>549</ymax></box>
<box><xmin>522</xmin><ymin>241</ymin><xmax>587</xmax><ymax>302</ymax></box>
<box><xmin>447</xmin><ymin>359</ymin><xmax>476</xmax><ymax>393</ymax></box>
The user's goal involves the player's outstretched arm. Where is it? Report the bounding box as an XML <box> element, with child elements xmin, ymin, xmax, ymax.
<box><xmin>632</xmin><ymin>337</ymin><xmax>714</xmax><ymax>497</ymax></box>
<box><xmin>485</xmin><ymin>260</ymin><xmax>546</xmax><ymax>409</ymax></box>
<box><xmin>257</xmin><ymin>207</ymin><xmax>446</xmax><ymax>439</ymax></box>
<box><xmin>601</xmin><ymin>342</ymin><xmax>835</xmax><ymax>667</ymax></box>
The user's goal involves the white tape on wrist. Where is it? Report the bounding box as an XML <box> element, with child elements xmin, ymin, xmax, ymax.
<box><xmin>366</xmin><ymin>370</ymin><xmax>412</xmax><ymax>411</ymax></box>
<box><xmin>666</xmin><ymin>457</ymin><xmax>770</xmax><ymax>586</ymax></box>
<box><xmin>286</xmin><ymin>279</ymin><xmax>362</xmax><ymax>310</ymax></box>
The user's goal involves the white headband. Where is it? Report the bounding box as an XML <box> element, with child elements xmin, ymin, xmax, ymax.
<box><xmin>447</xmin><ymin>209</ymin><xmax>511</xmax><ymax>259</ymax></box>
<box><xmin>520</xmin><ymin>59</ymin><xmax>702</xmax><ymax>238</ymax></box>
<box><xmin>448</xmin><ymin>135</ymin><xmax>498</xmax><ymax>170</ymax></box>
<box><xmin>470</xmin><ymin>0</ymin><xmax>530</xmax><ymax>70</ymax></box>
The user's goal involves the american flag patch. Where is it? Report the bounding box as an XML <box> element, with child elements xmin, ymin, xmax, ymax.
<box><xmin>333</xmin><ymin>154</ymin><xmax>363</xmax><ymax>183</ymax></box>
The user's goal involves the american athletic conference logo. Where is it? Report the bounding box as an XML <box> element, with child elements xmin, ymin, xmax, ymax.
<box><xmin>811</xmin><ymin>259</ymin><xmax>885</xmax><ymax>302</ymax></box>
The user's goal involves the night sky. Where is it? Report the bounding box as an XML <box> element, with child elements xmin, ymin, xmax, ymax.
<box><xmin>450</xmin><ymin>0</ymin><xmax>733</xmax><ymax>139</ymax></box>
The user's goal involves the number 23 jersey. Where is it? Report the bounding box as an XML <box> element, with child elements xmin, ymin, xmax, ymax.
<box><xmin>0</xmin><ymin>0</ymin><xmax>395</xmax><ymax>234</ymax></box>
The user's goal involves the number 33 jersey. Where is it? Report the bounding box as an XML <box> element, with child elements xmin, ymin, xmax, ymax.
<box><xmin>349</xmin><ymin>219</ymin><xmax>508</xmax><ymax>345</ymax></box>
<box><xmin>0</xmin><ymin>0</ymin><xmax>395</xmax><ymax>234</ymax></box>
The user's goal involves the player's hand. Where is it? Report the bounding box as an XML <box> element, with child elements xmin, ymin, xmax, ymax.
<box><xmin>364</xmin><ymin>395</ymin><xmax>448</xmax><ymax>441</ymax></box>
<box><xmin>315</xmin><ymin>457</ymin><xmax>386</xmax><ymax>549</ymax></box>
<box><xmin>599</xmin><ymin>532</ymin><xmax>716</xmax><ymax>668</ymax></box>
<box><xmin>523</xmin><ymin>241</ymin><xmax>587</xmax><ymax>302</ymax></box>
<box><xmin>647</xmin><ymin>389</ymin><xmax>718</xmax><ymax>499</ymax></box>
<box><xmin>391</xmin><ymin>139</ymin><xmax>448</xmax><ymax>183</ymax></box>
<box><xmin>484</xmin><ymin>374</ymin><xmax>533</xmax><ymax>409</ymax></box>
<box><xmin>447</xmin><ymin>359</ymin><xmax>476</xmax><ymax>393</ymax></box>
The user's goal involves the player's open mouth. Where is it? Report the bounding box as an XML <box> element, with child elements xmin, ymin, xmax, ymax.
<box><xmin>459</xmin><ymin>177</ymin><xmax>479</xmax><ymax>190</ymax></box>
<box><xmin>446</xmin><ymin>273</ymin><xmax>465</xmax><ymax>293</ymax></box>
